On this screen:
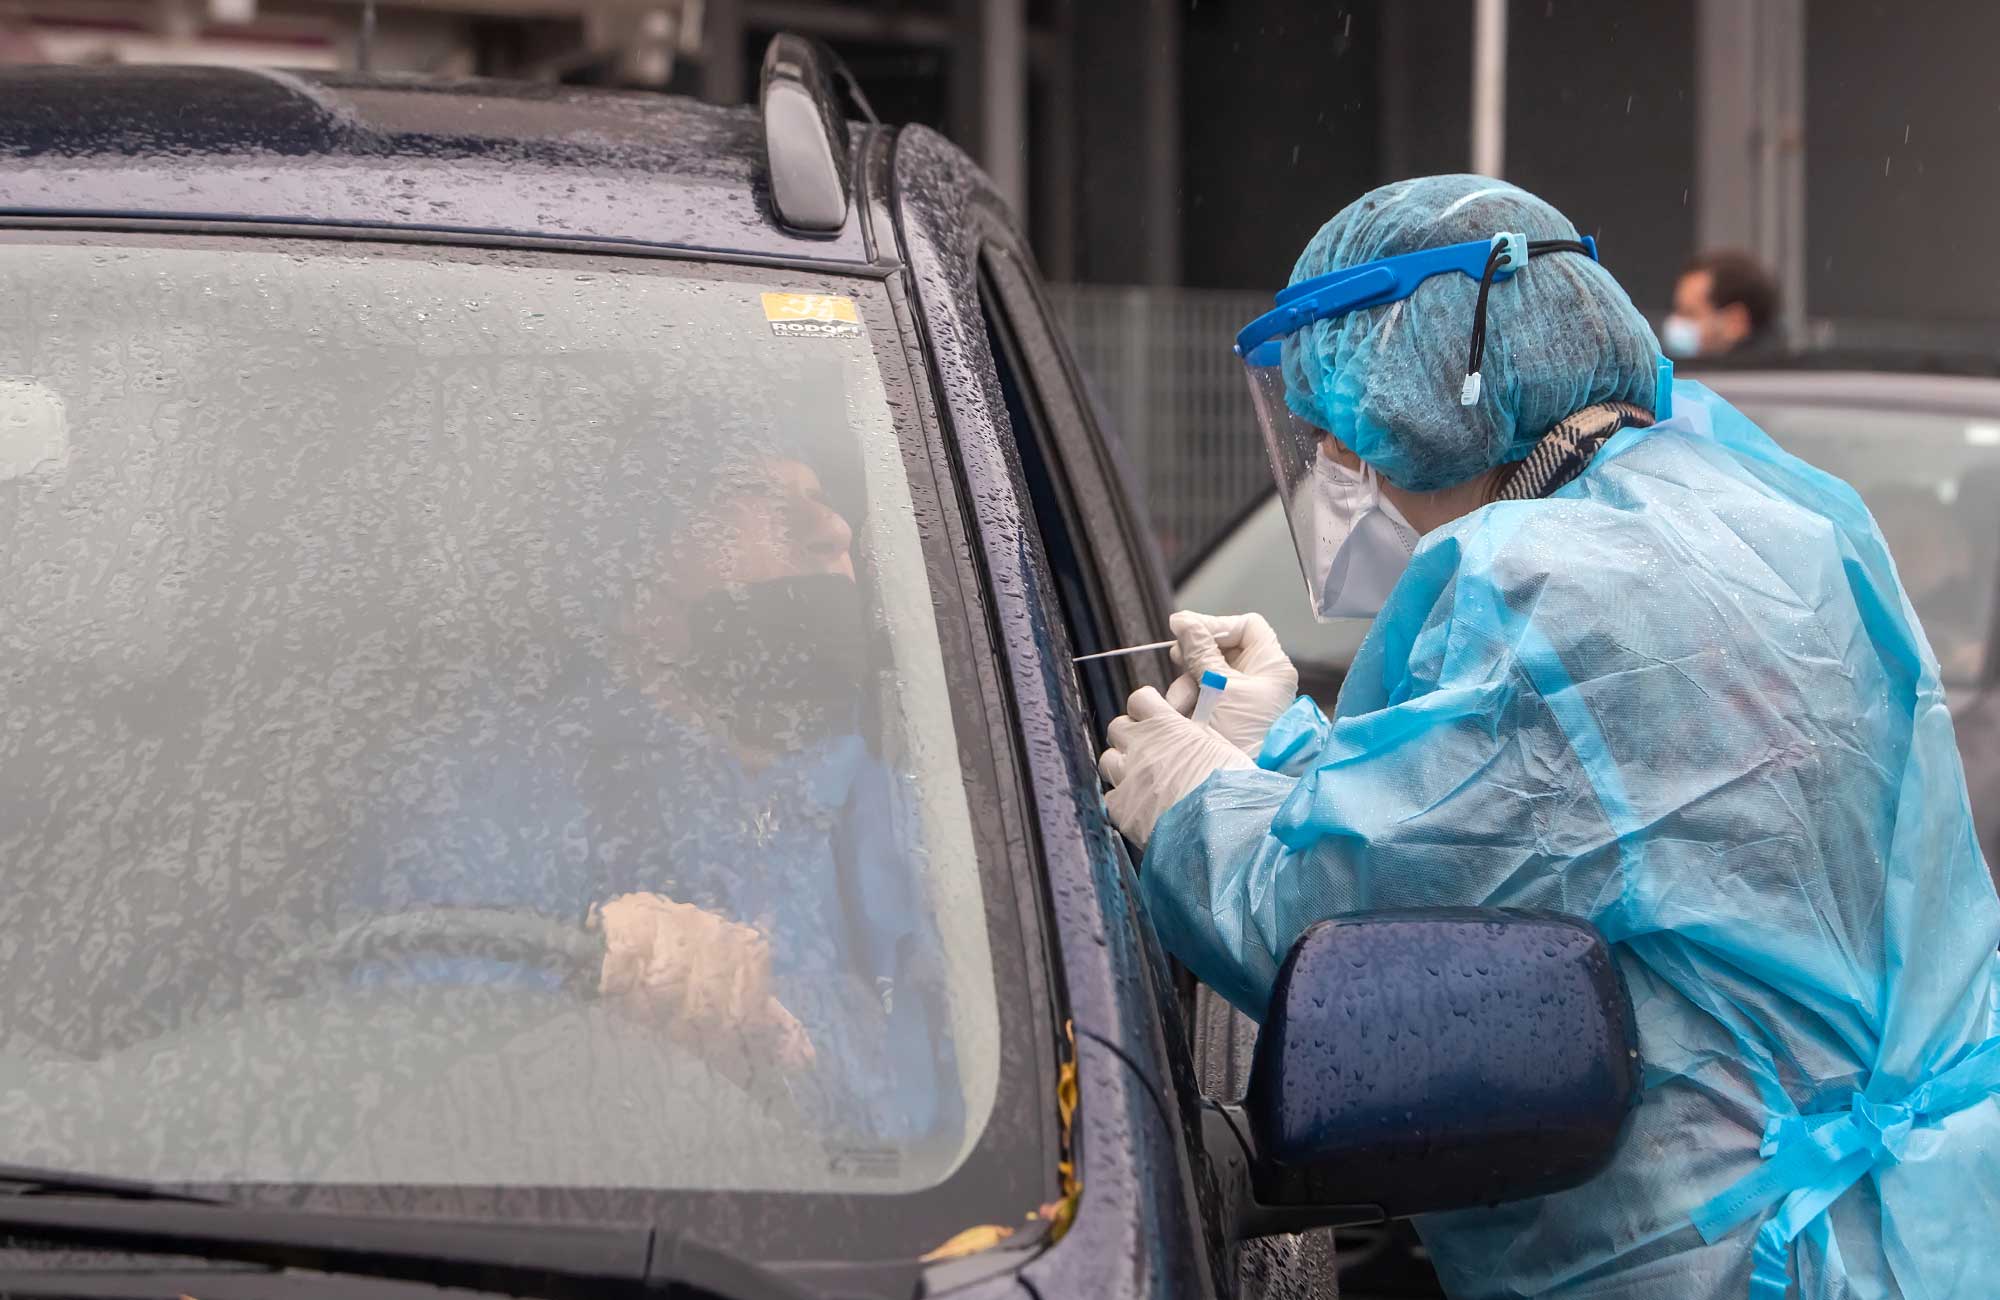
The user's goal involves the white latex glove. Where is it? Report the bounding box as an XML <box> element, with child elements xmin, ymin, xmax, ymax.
<box><xmin>594</xmin><ymin>893</ymin><xmax>815</xmax><ymax>1084</ymax></box>
<box><xmin>1100</xmin><ymin>685</ymin><xmax>1252</xmax><ymax>850</ymax></box>
<box><xmin>1164</xmin><ymin>610</ymin><xmax>1299</xmax><ymax>758</ymax></box>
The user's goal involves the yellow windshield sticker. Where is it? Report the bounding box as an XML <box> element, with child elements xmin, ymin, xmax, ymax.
<box><xmin>760</xmin><ymin>292</ymin><xmax>862</xmax><ymax>339</ymax></box>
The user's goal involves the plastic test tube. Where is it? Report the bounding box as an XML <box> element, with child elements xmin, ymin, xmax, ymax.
<box><xmin>1190</xmin><ymin>670</ymin><xmax>1228</xmax><ymax>728</ymax></box>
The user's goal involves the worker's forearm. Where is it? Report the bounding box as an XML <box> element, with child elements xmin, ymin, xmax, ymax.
<box><xmin>1257</xmin><ymin>693</ymin><xmax>1335</xmax><ymax>776</ymax></box>
<box><xmin>1138</xmin><ymin>766</ymin><xmax>1310</xmax><ymax>1022</ymax></box>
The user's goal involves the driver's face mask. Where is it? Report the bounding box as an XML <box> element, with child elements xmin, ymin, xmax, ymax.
<box><xmin>1309</xmin><ymin>447</ymin><xmax>1419</xmax><ymax>619</ymax></box>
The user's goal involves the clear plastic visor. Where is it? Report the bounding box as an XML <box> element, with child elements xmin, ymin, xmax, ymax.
<box><xmin>1242</xmin><ymin>350</ymin><xmax>1371</xmax><ymax>623</ymax></box>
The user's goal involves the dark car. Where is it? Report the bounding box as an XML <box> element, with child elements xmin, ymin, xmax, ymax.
<box><xmin>0</xmin><ymin>43</ymin><xmax>1635</xmax><ymax>1300</ymax></box>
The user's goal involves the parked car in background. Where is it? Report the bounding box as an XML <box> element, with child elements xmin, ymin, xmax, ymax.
<box><xmin>0</xmin><ymin>42</ymin><xmax>1636</xmax><ymax>1300</ymax></box>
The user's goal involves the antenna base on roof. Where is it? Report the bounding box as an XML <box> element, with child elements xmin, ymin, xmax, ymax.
<box><xmin>759</xmin><ymin>34</ymin><xmax>854</xmax><ymax>235</ymax></box>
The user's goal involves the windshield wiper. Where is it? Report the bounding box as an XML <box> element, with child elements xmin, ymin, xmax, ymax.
<box><xmin>0</xmin><ymin>1197</ymin><xmax>819</xmax><ymax>1300</ymax></box>
<box><xmin>0</xmin><ymin>1163</ymin><xmax>227</xmax><ymax>1206</ymax></box>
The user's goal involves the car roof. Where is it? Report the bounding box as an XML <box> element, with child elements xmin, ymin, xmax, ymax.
<box><xmin>0</xmin><ymin>64</ymin><xmax>871</xmax><ymax>264</ymax></box>
<box><xmin>1699</xmin><ymin>368</ymin><xmax>2000</xmax><ymax>416</ymax></box>
<box><xmin>1684</xmin><ymin>347</ymin><xmax>2000</xmax><ymax>381</ymax></box>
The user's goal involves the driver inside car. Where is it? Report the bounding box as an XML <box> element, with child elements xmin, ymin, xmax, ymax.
<box><xmin>591</xmin><ymin>447</ymin><xmax>863</xmax><ymax>1076</ymax></box>
<box><xmin>343</xmin><ymin>422</ymin><xmax>955</xmax><ymax>1145</ymax></box>
<box><xmin>589</xmin><ymin>445</ymin><xmax>947</xmax><ymax>1134</ymax></box>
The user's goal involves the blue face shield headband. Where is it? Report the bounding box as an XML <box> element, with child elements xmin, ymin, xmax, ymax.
<box><xmin>1234</xmin><ymin>231</ymin><xmax>1674</xmax><ymax>422</ymax></box>
<box><xmin>1232</xmin><ymin>231</ymin><xmax>1676</xmax><ymax>625</ymax></box>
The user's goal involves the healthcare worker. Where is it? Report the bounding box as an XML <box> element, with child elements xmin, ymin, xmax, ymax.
<box><xmin>1099</xmin><ymin>176</ymin><xmax>2000</xmax><ymax>1299</ymax></box>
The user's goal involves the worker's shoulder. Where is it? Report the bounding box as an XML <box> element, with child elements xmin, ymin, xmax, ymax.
<box><xmin>1471</xmin><ymin>420</ymin><xmax>1769</xmax><ymax>544</ymax></box>
<box><xmin>1415</xmin><ymin>456</ymin><xmax>1717</xmax><ymax>616</ymax></box>
<box><xmin>1440</xmin><ymin>486</ymin><xmax>1635</xmax><ymax>568</ymax></box>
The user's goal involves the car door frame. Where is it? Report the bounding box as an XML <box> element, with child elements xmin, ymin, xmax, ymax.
<box><xmin>878</xmin><ymin>122</ymin><xmax>1224</xmax><ymax>1299</ymax></box>
<box><xmin>967</xmin><ymin>201</ymin><xmax>1341</xmax><ymax>1300</ymax></box>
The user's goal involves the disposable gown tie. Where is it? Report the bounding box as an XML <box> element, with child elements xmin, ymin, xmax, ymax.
<box><xmin>1140</xmin><ymin>382</ymin><xmax>2000</xmax><ymax>1299</ymax></box>
<box><xmin>1691</xmin><ymin>1042</ymin><xmax>2000</xmax><ymax>1300</ymax></box>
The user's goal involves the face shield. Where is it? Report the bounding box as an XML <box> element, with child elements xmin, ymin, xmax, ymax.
<box><xmin>1234</xmin><ymin>232</ymin><xmax>1608</xmax><ymax>622</ymax></box>
<box><xmin>1242</xmin><ymin>352</ymin><xmax>1419</xmax><ymax>621</ymax></box>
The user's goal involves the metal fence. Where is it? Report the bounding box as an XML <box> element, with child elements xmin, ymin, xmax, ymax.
<box><xmin>1049</xmin><ymin>284</ymin><xmax>1271</xmax><ymax>571</ymax></box>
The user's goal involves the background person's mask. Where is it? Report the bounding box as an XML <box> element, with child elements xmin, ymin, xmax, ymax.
<box><xmin>1310</xmin><ymin>454</ymin><xmax>1420</xmax><ymax>618</ymax></box>
<box><xmin>1660</xmin><ymin>314</ymin><xmax>1703</xmax><ymax>358</ymax></box>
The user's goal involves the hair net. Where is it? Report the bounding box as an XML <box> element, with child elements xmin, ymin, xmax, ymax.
<box><xmin>1139</xmin><ymin>382</ymin><xmax>2000</xmax><ymax>1298</ymax></box>
<box><xmin>1283</xmin><ymin>175</ymin><xmax>1662</xmax><ymax>491</ymax></box>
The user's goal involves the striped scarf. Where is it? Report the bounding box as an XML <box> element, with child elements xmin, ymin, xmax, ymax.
<box><xmin>1495</xmin><ymin>400</ymin><xmax>1654</xmax><ymax>501</ymax></box>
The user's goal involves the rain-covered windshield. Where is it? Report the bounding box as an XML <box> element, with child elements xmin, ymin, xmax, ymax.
<box><xmin>0</xmin><ymin>236</ymin><xmax>1023</xmax><ymax>1217</ymax></box>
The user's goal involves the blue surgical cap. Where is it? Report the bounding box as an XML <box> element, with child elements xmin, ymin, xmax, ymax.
<box><xmin>1283</xmin><ymin>175</ymin><xmax>1662</xmax><ymax>492</ymax></box>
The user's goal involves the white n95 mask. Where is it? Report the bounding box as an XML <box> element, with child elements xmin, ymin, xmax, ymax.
<box><xmin>1660</xmin><ymin>313</ymin><xmax>1703</xmax><ymax>358</ymax></box>
<box><xmin>1310</xmin><ymin>454</ymin><xmax>1420</xmax><ymax>619</ymax></box>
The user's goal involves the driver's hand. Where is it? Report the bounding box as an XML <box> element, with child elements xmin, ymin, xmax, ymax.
<box><xmin>592</xmin><ymin>893</ymin><xmax>815</xmax><ymax>1081</ymax></box>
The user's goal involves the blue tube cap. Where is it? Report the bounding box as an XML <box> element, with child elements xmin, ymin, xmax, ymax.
<box><xmin>1200</xmin><ymin>670</ymin><xmax>1229</xmax><ymax>691</ymax></box>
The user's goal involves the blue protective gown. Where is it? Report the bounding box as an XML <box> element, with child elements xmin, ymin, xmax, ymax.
<box><xmin>1143</xmin><ymin>383</ymin><xmax>2000</xmax><ymax>1299</ymax></box>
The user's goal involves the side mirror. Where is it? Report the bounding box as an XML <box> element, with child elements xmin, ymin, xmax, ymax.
<box><xmin>1205</xmin><ymin>908</ymin><xmax>1639</xmax><ymax>1237</ymax></box>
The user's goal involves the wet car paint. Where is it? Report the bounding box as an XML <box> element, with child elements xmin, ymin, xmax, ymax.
<box><xmin>0</xmin><ymin>65</ymin><xmax>867</xmax><ymax>264</ymax></box>
<box><xmin>883</xmin><ymin>122</ymin><xmax>1220</xmax><ymax>1298</ymax></box>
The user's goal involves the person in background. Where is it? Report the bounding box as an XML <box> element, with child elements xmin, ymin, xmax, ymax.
<box><xmin>1662</xmin><ymin>248</ymin><xmax>1780</xmax><ymax>358</ymax></box>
